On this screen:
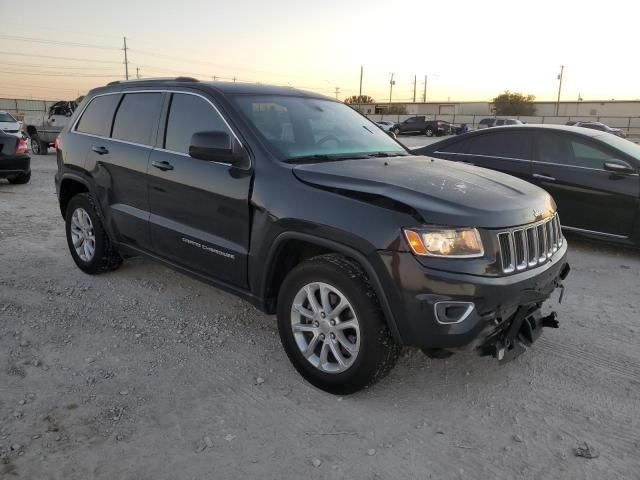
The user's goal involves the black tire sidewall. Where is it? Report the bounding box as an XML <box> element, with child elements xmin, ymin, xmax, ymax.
<box><xmin>65</xmin><ymin>194</ymin><xmax>109</xmax><ymax>274</ymax></box>
<box><xmin>30</xmin><ymin>136</ymin><xmax>41</xmax><ymax>155</ymax></box>
<box><xmin>277</xmin><ymin>258</ymin><xmax>391</xmax><ymax>394</ymax></box>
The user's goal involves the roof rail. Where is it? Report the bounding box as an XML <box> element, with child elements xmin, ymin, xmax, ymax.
<box><xmin>107</xmin><ymin>76</ymin><xmax>199</xmax><ymax>86</ymax></box>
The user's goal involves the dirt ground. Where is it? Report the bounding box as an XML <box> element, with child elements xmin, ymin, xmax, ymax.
<box><xmin>1</xmin><ymin>151</ymin><xmax>639</xmax><ymax>480</ymax></box>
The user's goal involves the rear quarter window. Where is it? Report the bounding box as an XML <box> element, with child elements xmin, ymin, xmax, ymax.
<box><xmin>75</xmin><ymin>94</ymin><xmax>119</xmax><ymax>137</ymax></box>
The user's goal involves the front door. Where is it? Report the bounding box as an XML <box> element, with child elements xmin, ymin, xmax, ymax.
<box><xmin>147</xmin><ymin>91</ymin><xmax>252</xmax><ymax>288</ymax></box>
<box><xmin>531</xmin><ymin>131</ymin><xmax>639</xmax><ymax>237</ymax></box>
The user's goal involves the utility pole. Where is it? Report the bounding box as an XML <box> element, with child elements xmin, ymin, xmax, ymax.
<box><xmin>389</xmin><ymin>73</ymin><xmax>395</xmax><ymax>104</ymax></box>
<box><xmin>358</xmin><ymin>65</ymin><xmax>363</xmax><ymax>112</ymax></box>
<box><xmin>136</xmin><ymin>66</ymin><xmax>140</xmax><ymax>80</ymax></box>
<box><xmin>413</xmin><ymin>75</ymin><xmax>417</xmax><ymax>103</ymax></box>
<box><xmin>556</xmin><ymin>65</ymin><xmax>564</xmax><ymax>116</ymax></box>
<box><xmin>334</xmin><ymin>86</ymin><xmax>340</xmax><ymax>100</ymax></box>
<box><xmin>233</xmin><ymin>76</ymin><xmax>236</xmax><ymax>83</ymax></box>
<box><xmin>123</xmin><ymin>36</ymin><xmax>129</xmax><ymax>80</ymax></box>
<box><xmin>423</xmin><ymin>74</ymin><xmax>428</xmax><ymax>102</ymax></box>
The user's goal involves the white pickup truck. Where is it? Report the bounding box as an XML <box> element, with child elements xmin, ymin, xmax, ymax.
<box><xmin>23</xmin><ymin>101</ymin><xmax>77</xmax><ymax>155</ymax></box>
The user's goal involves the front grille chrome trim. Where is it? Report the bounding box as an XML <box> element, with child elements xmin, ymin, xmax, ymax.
<box><xmin>497</xmin><ymin>213</ymin><xmax>562</xmax><ymax>274</ymax></box>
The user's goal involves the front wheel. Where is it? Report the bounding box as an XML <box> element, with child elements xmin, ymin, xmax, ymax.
<box><xmin>393</xmin><ymin>127</ymin><xmax>400</xmax><ymax>136</ymax></box>
<box><xmin>277</xmin><ymin>254</ymin><xmax>401</xmax><ymax>394</ymax></box>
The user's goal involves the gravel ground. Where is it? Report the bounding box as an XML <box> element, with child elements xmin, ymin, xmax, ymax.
<box><xmin>1</xmin><ymin>152</ymin><xmax>639</xmax><ymax>480</ymax></box>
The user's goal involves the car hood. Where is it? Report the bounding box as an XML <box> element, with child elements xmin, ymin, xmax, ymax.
<box><xmin>292</xmin><ymin>155</ymin><xmax>556</xmax><ymax>228</ymax></box>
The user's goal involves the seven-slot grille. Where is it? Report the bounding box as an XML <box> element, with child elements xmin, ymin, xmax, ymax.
<box><xmin>497</xmin><ymin>214</ymin><xmax>562</xmax><ymax>274</ymax></box>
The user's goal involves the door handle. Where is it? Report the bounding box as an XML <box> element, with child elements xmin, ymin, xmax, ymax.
<box><xmin>91</xmin><ymin>146</ymin><xmax>109</xmax><ymax>155</ymax></box>
<box><xmin>151</xmin><ymin>160</ymin><xmax>174</xmax><ymax>171</ymax></box>
<box><xmin>533</xmin><ymin>173</ymin><xmax>556</xmax><ymax>182</ymax></box>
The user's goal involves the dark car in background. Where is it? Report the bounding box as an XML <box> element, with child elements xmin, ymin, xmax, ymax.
<box><xmin>414</xmin><ymin>125</ymin><xmax>640</xmax><ymax>245</ymax></box>
<box><xmin>392</xmin><ymin>116</ymin><xmax>447</xmax><ymax>137</ymax></box>
<box><xmin>571</xmin><ymin>121</ymin><xmax>625</xmax><ymax>137</ymax></box>
<box><xmin>0</xmin><ymin>130</ymin><xmax>31</xmax><ymax>184</ymax></box>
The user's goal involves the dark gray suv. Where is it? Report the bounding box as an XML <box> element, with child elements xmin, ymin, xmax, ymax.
<box><xmin>55</xmin><ymin>78</ymin><xmax>569</xmax><ymax>394</ymax></box>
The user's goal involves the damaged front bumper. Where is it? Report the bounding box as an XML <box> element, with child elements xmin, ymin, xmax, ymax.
<box><xmin>377</xmin><ymin>241</ymin><xmax>570</xmax><ymax>355</ymax></box>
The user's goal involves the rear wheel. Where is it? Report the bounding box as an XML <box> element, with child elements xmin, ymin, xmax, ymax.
<box><xmin>65</xmin><ymin>193</ymin><xmax>122</xmax><ymax>274</ymax></box>
<box><xmin>277</xmin><ymin>254</ymin><xmax>401</xmax><ymax>394</ymax></box>
<box><xmin>425</xmin><ymin>127</ymin><xmax>435</xmax><ymax>137</ymax></box>
<box><xmin>29</xmin><ymin>135</ymin><xmax>47</xmax><ymax>155</ymax></box>
<box><xmin>8</xmin><ymin>172</ymin><xmax>30</xmax><ymax>184</ymax></box>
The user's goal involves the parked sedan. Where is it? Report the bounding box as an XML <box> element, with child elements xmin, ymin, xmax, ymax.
<box><xmin>0</xmin><ymin>110</ymin><xmax>22</xmax><ymax>138</ymax></box>
<box><xmin>375</xmin><ymin>120</ymin><xmax>396</xmax><ymax>131</ymax></box>
<box><xmin>0</xmin><ymin>130</ymin><xmax>31</xmax><ymax>184</ymax></box>
<box><xmin>573</xmin><ymin>121</ymin><xmax>625</xmax><ymax>137</ymax></box>
<box><xmin>413</xmin><ymin>125</ymin><xmax>640</xmax><ymax>245</ymax></box>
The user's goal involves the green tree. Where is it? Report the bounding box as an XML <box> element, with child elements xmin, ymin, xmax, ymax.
<box><xmin>344</xmin><ymin>94</ymin><xmax>375</xmax><ymax>105</ymax></box>
<box><xmin>492</xmin><ymin>91</ymin><xmax>536</xmax><ymax>115</ymax></box>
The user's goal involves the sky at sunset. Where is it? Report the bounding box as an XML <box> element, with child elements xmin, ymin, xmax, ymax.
<box><xmin>1</xmin><ymin>0</ymin><xmax>639</xmax><ymax>102</ymax></box>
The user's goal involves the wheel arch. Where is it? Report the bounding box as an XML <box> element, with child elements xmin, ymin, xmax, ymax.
<box><xmin>260</xmin><ymin>232</ymin><xmax>404</xmax><ymax>343</ymax></box>
<box><xmin>58</xmin><ymin>173</ymin><xmax>94</xmax><ymax>218</ymax></box>
<box><xmin>26</xmin><ymin>125</ymin><xmax>38</xmax><ymax>138</ymax></box>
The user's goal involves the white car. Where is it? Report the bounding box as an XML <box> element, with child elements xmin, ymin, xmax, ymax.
<box><xmin>376</xmin><ymin>120</ymin><xmax>396</xmax><ymax>132</ymax></box>
<box><xmin>0</xmin><ymin>111</ymin><xmax>22</xmax><ymax>138</ymax></box>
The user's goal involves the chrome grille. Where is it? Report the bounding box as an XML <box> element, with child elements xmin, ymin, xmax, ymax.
<box><xmin>497</xmin><ymin>214</ymin><xmax>563</xmax><ymax>274</ymax></box>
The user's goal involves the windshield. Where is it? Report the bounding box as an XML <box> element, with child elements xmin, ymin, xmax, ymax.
<box><xmin>233</xmin><ymin>95</ymin><xmax>406</xmax><ymax>160</ymax></box>
<box><xmin>0</xmin><ymin>112</ymin><xmax>17</xmax><ymax>123</ymax></box>
<box><xmin>597</xmin><ymin>133</ymin><xmax>640</xmax><ymax>159</ymax></box>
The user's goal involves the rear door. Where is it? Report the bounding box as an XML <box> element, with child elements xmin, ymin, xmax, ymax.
<box><xmin>83</xmin><ymin>91</ymin><xmax>163</xmax><ymax>250</ymax></box>
<box><xmin>147</xmin><ymin>91</ymin><xmax>252</xmax><ymax>288</ymax></box>
<box><xmin>531</xmin><ymin>131</ymin><xmax>639</xmax><ymax>237</ymax></box>
<box><xmin>431</xmin><ymin>131</ymin><xmax>534</xmax><ymax>182</ymax></box>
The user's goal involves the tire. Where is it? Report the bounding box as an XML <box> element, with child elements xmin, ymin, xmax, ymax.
<box><xmin>64</xmin><ymin>193</ymin><xmax>122</xmax><ymax>274</ymax></box>
<box><xmin>30</xmin><ymin>135</ymin><xmax>47</xmax><ymax>155</ymax></box>
<box><xmin>8</xmin><ymin>172</ymin><xmax>31</xmax><ymax>184</ymax></box>
<box><xmin>277</xmin><ymin>254</ymin><xmax>401</xmax><ymax>394</ymax></box>
<box><xmin>393</xmin><ymin>127</ymin><xmax>400</xmax><ymax>136</ymax></box>
<box><xmin>425</xmin><ymin>127</ymin><xmax>435</xmax><ymax>137</ymax></box>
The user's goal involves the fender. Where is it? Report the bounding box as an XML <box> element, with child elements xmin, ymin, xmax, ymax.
<box><xmin>261</xmin><ymin>231</ymin><xmax>405</xmax><ymax>344</ymax></box>
<box><xmin>57</xmin><ymin>169</ymin><xmax>109</xmax><ymax>228</ymax></box>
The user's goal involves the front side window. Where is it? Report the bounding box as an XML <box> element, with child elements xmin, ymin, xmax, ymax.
<box><xmin>537</xmin><ymin>133</ymin><xmax>613</xmax><ymax>169</ymax></box>
<box><xmin>233</xmin><ymin>95</ymin><xmax>406</xmax><ymax>160</ymax></box>
<box><xmin>111</xmin><ymin>93</ymin><xmax>163</xmax><ymax>145</ymax></box>
<box><xmin>164</xmin><ymin>93</ymin><xmax>231</xmax><ymax>154</ymax></box>
<box><xmin>75</xmin><ymin>94</ymin><xmax>119</xmax><ymax>137</ymax></box>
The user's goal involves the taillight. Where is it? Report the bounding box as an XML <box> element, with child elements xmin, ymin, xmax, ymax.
<box><xmin>16</xmin><ymin>138</ymin><xmax>28</xmax><ymax>155</ymax></box>
<box><xmin>53</xmin><ymin>136</ymin><xmax>61</xmax><ymax>150</ymax></box>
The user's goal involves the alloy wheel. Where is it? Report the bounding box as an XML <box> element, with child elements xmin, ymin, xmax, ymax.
<box><xmin>70</xmin><ymin>207</ymin><xmax>96</xmax><ymax>262</ymax></box>
<box><xmin>290</xmin><ymin>282</ymin><xmax>360</xmax><ymax>373</ymax></box>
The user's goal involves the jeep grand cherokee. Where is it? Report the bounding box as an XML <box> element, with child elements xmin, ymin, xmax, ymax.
<box><xmin>55</xmin><ymin>78</ymin><xmax>569</xmax><ymax>394</ymax></box>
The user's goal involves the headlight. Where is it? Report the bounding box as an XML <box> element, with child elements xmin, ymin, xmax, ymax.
<box><xmin>403</xmin><ymin>227</ymin><xmax>484</xmax><ymax>258</ymax></box>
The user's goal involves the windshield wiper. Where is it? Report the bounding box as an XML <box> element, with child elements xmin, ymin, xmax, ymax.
<box><xmin>285</xmin><ymin>154</ymin><xmax>368</xmax><ymax>164</ymax></box>
<box><xmin>366</xmin><ymin>151</ymin><xmax>407</xmax><ymax>158</ymax></box>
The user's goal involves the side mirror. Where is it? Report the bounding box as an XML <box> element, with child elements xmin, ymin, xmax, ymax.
<box><xmin>603</xmin><ymin>159</ymin><xmax>635</xmax><ymax>174</ymax></box>
<box><xmin>189</xmin><ymin>131</ymin><xmax>245</xmax><ymax>165</ymax></box>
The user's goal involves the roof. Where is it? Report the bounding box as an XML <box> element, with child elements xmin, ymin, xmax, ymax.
<box><xmin>480</xmin><ymin>124</ymin><xmax>604</xmax><ymax>137</ymax></box>
<box><xmin>96</xmin><ymin>77</ymin><xmax>333</xmax><ymax>100</ymax></box>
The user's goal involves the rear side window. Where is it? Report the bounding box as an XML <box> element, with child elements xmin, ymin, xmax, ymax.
<box><xmin>75</xmin><ymin>95</ymin><xmax>119</xmax><ymax>137</ymax></box>
<box><xmin>440</xmin><ymin>132</ymin><xmax>532</xmax><ymax>160</ymax></box>
<box><xmin>164</xmin><ymin>93</ymin><xmax>230</xmax><ymax>154</ymax></box>
<box><xmin>112</xmin><ymin>93</ymin><xmax>163</xmax><ymax>145</ymax></box>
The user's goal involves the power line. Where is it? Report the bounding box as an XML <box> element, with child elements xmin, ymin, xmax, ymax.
<box><xmin>0</xmin><ymin>70</ymin><xmax>122</xmax><ymax>78</ymax></box>
<box><xmin>0</xmin><ymin>34</ymin><xmax>119</xmax><ymax>50</ymax></box>
<box><xmin>0</xmin><ymin>50</ymin><xmax>121</xmax><ymax>64</ymax></box>
<box><xmin>0</xmin><ymin>61</ymin><xmax>120</xmax><ymax>71</ymax></box>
